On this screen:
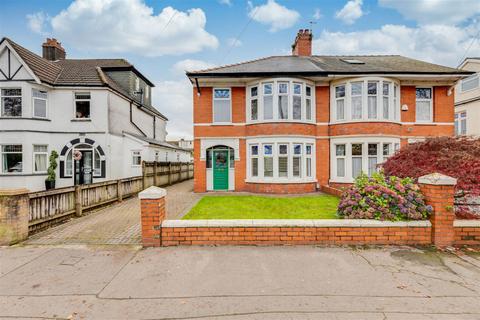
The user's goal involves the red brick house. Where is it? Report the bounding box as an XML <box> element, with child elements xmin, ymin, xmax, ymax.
<box><xmin>188</xmin><ymin>30</ymin><xmax>471</xmax><ymax>193</ymax></box>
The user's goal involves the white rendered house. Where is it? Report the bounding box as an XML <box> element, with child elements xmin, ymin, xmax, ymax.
<box><xmin>0</xmin><ymin>37</ymin><xmax>190</xmax><ymax>191</ymax></box>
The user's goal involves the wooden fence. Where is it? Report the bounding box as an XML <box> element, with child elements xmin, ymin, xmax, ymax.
<box><xmin>28</xmin><ymin>162</ymin><xmax>193</xmax><ymax>233</ymax></box>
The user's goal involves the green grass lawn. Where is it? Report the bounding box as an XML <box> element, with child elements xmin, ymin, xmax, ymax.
<box><xmin>182</xmin><ymin>195</ymin><xmax>339</xmax><ymax>220</ymax></box>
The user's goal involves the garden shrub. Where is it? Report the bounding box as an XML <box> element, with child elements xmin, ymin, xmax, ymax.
<box><xmin>337</xmin><ymin>172</ymin><xmax>432</xmax><ymax>221</ymax></box>
<box><xmin>382</xmin><ymin>137</ymin><xmax>480</xmax><ymax>197</ymax></box>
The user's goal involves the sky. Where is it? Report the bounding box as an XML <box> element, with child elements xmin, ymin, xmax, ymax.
<box><xmin>1</xmin><ymin>0</ymin><xmax>480</xmax><ymax>140</ymax></box>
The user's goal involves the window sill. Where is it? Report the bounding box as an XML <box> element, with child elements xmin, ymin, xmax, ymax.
<box><xmin>245</xmin><ymin>178</ymin><xmax>317</xmax><ymax>184</ymax></box>
<box><xmin>211</xmin><ymin>122</ymin><xmax>233</xmax><ymax>126</ymax></box>
<box><xmin>0</xmin><ymin>173</ymin><xmax>47</xmax><ymax>177</ymax></box>
<box><xmin>0</xmin><ymin>117</ymin><xmax>51</xmax><ymax>121</ymax></box>
<box><xmin>247</xmin><ymin>120</ymin><xmax>316</xmax><ymax>125</ymax></box>
<box><xmin>330</xmin><ymin>120</ymin><xmax>402</xmax><ymax>125</ymax></box>
<box><xmin>71</xmin><ymin>118</ymin><xmax>92</xmax><ymax>122</ymax></box>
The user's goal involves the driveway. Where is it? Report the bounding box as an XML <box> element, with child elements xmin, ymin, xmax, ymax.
<box><xmin>26</xmin><ymin>179</ymin><xmax>201</xmax><ymax>245</ymax></box>
<box><xmin>1</xmin><ymin>245</ymin><xmax>480</xmax><ymax>319</ymax></box>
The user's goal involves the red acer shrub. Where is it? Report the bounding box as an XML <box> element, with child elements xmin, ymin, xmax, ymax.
<box><xmin>382</xmin><ymin>137</ymin><xmax>480</xmax><ymax>196</ymax></box>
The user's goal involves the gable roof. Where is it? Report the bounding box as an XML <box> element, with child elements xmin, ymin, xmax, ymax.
<box><xmin>187</xmin><ymin>55</ymin><xmax>472</xmax><ymax>78</ymax></box>
<box><xmin>0</xmin><ymin>37</ymin><xmax>165</xmax><ymax>119</ymax></box>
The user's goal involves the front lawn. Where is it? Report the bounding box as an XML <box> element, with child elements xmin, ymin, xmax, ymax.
<box><xmin>182</xmin><ymin>195</ymin><xmax>339</xmax><ymax>220</ymax></box>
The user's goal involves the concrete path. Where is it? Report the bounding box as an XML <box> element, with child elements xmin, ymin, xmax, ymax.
<box><xmin>26</xmin><ymin>180</ymin><xmax>201</xmax><ymax>245</ymax></box>
<box><xmin>1</xmin><ymin>245</ymin><xmax>480</xmax><ymax>319</ymax></box>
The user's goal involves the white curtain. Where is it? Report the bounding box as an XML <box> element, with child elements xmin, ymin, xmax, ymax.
<box><xmin>417</xmin><ymin>101</ymin><xmax>431</xmax><ymax>121</ymax></box>
<box><xmin>368</xmin><ymin>96</ymin><xmax>377</xmax><ymax>119</ymax></box>
<box><xmin>352</xmin><ymin>157</ymin><xmax>362</xmax><ymax>178</ymax></box>
<box><xmin>34</xmin><ymin>154</ymin><xmax>47</xmax><ymax>172</ymax></box>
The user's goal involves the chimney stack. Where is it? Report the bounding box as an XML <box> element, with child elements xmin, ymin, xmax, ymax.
<box><xmin>291</xmin><ymin>29</ymin><xmax>312</xmax><ymax>56</ymax></box>
<box><xmin>42</xmin><ymin>38</ymin><xmax>66</xmax><ymax>61</ymax></box>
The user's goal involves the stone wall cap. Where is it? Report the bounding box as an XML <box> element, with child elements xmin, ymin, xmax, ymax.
<box><xmin>161</xmin><ymin>219</ymin><xmax>431</xmax><ymax>228</ymax></box>
<box><xmin>418</xmin><ymin>173</ymin><xmax>457</xmax><ymax>186</ymax></box>
<box><xmin>138</xmin><ymin>186</ymin><xmax>167</xmax><ymax>199</ymax></box>
<box><xmin>0</xmin><ymin>188</ymin><xmax>30</xmax><ymax>196</ymax></box>
<box><xmin>453</xmin><ymin>220</ymin><xmax>480</xmax><ymax>227</ymax></box>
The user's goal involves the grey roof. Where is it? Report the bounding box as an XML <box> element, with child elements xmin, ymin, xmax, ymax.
<box><xmin>187</xmin><ymin>55</ymin><xmax>471</xmax><ymax>77</ymax></box>
<box><xmin>1</xmin><ymin>37</ymin><xmax>165</xmax><ymax>119</ymax></box>
<box><xmin>124</xmin><ymin>132</ymin><xmax>190</xmax><ymax>152</ymax></box>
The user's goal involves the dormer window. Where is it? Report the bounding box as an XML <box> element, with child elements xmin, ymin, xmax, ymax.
<box><xmin>74</xmin><ymin>92</ymin><xmax>91</xmax><ymax>119</ymax></box>
<box><xmin>1</xmin><ymin>88</ymin><xmax>22</xmax><ymax>117</ymax></box>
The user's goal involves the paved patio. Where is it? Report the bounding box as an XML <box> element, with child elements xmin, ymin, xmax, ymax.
<box><xmin>1</xmin><ymin>245</ymin><xmax>480</xmax><ymax>319</ymax></box>
<box><xmin>26</xmin><ymin>179</ymin><xmax>201</xmax><ymax>245</ymax></box>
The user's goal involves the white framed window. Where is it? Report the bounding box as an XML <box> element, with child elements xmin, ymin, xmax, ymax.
<box><xmin>415</xmin><ymin>87</ymin><xmax>432</xmax><ymax>122</ymax></box>
<box><xmin>65</xmin><ymin>149</ymin><xmax>73</xmax><ymax>176</ymax></box>
<box><xmin>1</xmin><ymin>88</ymin><xmax>22</xmax><ymax>117</ymax></box>
<box><xmin>335</xmin><ymin>84</ymin><xmax>345</xmax><ymax>120</ymax></box>
<box><xmin>278</xmin><ymin>82</ymin><xmax>289</xmax><ymax>120</ymax></box>
<box><xmin>250</xmin><ymin>86</ymin><xmax>258</xmax><ymax>121</ymax></box>
<box><xmin>263</xmin><ymin>144</ymin><xmax>274</xmax><ymax>177</ymax></box>
<box><xmin>132</xmin><ymin>151</ymin><xmax>141</xmax><ymax>166</ymax></box>
<box><xmin>455</xmin><ymin>111</ymin><xmax>467</xmax><ymax>135</ymax></box>
<box><xmin>306</xmin><ymin>86</ymin><xmax>313</xmax><ymax>121</ymax></box>
<box><xmin>331</xmin><ymin>77</ymin><xmax>400</xmax><ymax>123</ymax></box>
<box><xmin>2</xmin><ymin>145</ymin><xmax>22</xmax><ymax>173</ymax></box>
<box><xmin>135</xmin><ymin>78</ymin><xmax>140</xmax><ymax>91</ymax></box>
<box><xmin>33</xmin><ymin>145</ymin><xmax>48</xmax><ymax>173</ymax></box>
<box><xmin>94</xmin><ymin>149</ymin><xmax>101</xmax><ymax>177</ymax></box>
<box><xmin>461</xmin><ymin>74</ymin><xmax>479</xmax><ymax>92</ymax></box>
<box><xmin>213</xmin><ymin>88</ymin><xmax>231</xmax><ymax>123</ymax></box>
<box><xmin>250</xmin><ymin>145</ymin><xmax>259</xmax><ymax>177</ymax></box>
<box><xmin>367</xmin><ymin>81</ymin><xmax>378</xmax><ymax>119</ymax></box>
<box><xmin>74</xmin><ymin>92</ymin><xmax>91</xmax><ymax>119</ymax></box>
<box><xmin>292</xmin><ymin>83</ymin><xmax>302</xmax><ymax>120</ymax></box>
<box><xmin>305</xmin><ymin>144</ymin><xmax>313</xmax><ymax>177</ymax></box>
<box><xmin>247</xmin><ymin>78</ymin><xmax>315</xmax><ymax>123</ymax></box>
<box><xmin>32</xmin><ymin>89</ymin><xmax>47</xmax><ymax>118</ymax></box>
<box><xmin>331</xmin><ymin>137</ymin><xmax>400</xmax><ymax>183</ymax></box>
<box><xmin>246</xmin><ymin>138</ymin><xmax>316</xmax><ymax>182</ymax></box>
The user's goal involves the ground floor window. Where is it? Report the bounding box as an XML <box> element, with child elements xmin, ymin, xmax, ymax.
<box><xmin>247</xmin><ymin>138</ymin><xmax>315</xmax><ymax>182</ymax></box>
<box><xmin>331</xmin><ymin>138</ymin><xmax>400</xmax><ymax>183</ymax></box>
<box><xmin>132</xmin><ymin>151</ymin><xmax>141</xmax><ymax>166</ymax></box>
<box><xmin>33</xmin><ymin>145</ymin><xmax>48</xmax><ymax>173</ymax></box>
<box><xmin>455</xmin><ymin>111</ymin><xmax>467</xmax><ymax>136</ymax></box>
<box><xmin>1</xmin><ymin>145</ymin><xmax>22</xmax><ymax>173</ymax></box>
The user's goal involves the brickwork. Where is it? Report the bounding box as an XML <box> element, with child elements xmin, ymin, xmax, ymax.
<box><xmin>419</xmin><ymin>174</ymin><xmax>456</xmax><ymax>248</ymax></box>
<box><xmin>320</xmin><ymin>185</ymin><xmax>343</xmax><ymax>197</ymax></box>
<box><xmin>161</xmin><ymin>225</ymin><xmax>431</xmax><ymax>246</ymax></box>
<box><xmin>244</xmin><ymin>182</ymin><xmax>316</xmax><ymax>194</ymax></box>
<box><xmin>139</xmin><ymin>187</ymin><xmax>167</xmax><ymax>247</ymax></box>
<box><xmin>316</xmin><ymin>138</ymin><xmax>330</xmax><ymax>186</ymax></box>
<box><xmin>454</xmin><ymin>226</ymin><xmax>480</xmax><ymax>246</ymax></box>
<box><xmin>193</xmin><ymin>139</ymin><xmax>206</xmax><ymax>193</ymax></box>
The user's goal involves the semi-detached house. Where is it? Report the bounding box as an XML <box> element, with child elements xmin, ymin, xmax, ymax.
<box><xmin>0</xmin><ymin>37</ymin><xmax>191</xmax><ymax>192</ymax></box>
<box><xmin>188</xmin><ymin>29</ymin><xmax>471</xmax><ymax>193</ymax></box>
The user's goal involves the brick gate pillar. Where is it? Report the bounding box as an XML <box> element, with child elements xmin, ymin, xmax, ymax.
<box><xmin>418</xmin><ymin>173</ymin><xmax>457</xmax><ymax>248</ymax></box>
<box><xmin>139</xmin><ymin>186</ymin><xmax>167</xmax><ymax>247</ymax></box>
<box><xmin>0</xmin><ymin>189</ymin><xmax>30</xmax><ymax>245</ymax></box>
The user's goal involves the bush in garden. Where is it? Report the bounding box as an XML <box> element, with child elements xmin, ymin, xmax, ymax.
<box><xmin>337</xmin><ymin>171</ymin><xmax>432</xmax><ymax>221</ymax></box>
<box><xmin>382</xmin><ymin>137</ymin><xmax>480</xmax><ymax>197</ymax></box>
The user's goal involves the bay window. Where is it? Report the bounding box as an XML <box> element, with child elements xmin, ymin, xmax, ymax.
<box><xmin>331</xmin><ymin>138</ymin><xmax>400</xmax><ymax>182</ymax></box>
<box><xmin>2</xmin><ymin>145</ymin><xmax>22</xmax><ymax>173</ymax></box>
<box><xmin>415</xmin><ymin>88</ymin><xmax>432</xmax><ymax>122</ymax></box>
<box><xmin>248</xmin><ymin>139</ymin><xmax>315</xmax><ymax>182</ymax></box>
<box><xmin>248</xmin><ymin>78</ymin><xmax>315</xmax><ymax>123</ymax></box>
<box><xmin>1</xmin><ymin>88</ymin><xmax>22</xmax><ymax>117</ymax></box>
<box><xmin>331</xmin><ymin>78</ymin><xmax>400</xmax><ymax>123</ymax></box>
<box><xmin>33</xmin><ymin>145</ymin><xmax>48</xmax><ymax>173</ymax></box>
<box><xmin>213</xmin><ymin>88</ymin><xmax>231</xmax><ymax>123</ymax></box>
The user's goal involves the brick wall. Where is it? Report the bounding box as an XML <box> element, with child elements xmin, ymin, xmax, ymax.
<box><xmin>244</xmin><ymin>182</ymin><xmax>316</xmax><ymax>194</ymax></box>
<box><xmin>161</xmin><ymin>222</ymin><xmax>431</xmax><ymax>246</ymax></box>
<box><xmin>454</xmin><ymin>223</ymin><xmax>480</xmax><ymax>246</ymax></box>
<box><xmin>0</xmin><ymin>189</ymin><xmax>30</xmax><ymax>245</ymax></box>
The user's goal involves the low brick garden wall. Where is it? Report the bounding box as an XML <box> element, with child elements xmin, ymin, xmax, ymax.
<box><xmin>161</xmin><ymin>220</ymin><xmax>431</xmax><ymax>246</ymax></box>
<box><xmin>138</xmin><ymin>173</ymin><xmax>480</xmax><ymax>249</ymax></box>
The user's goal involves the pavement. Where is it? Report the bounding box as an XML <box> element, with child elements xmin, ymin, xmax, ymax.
<box><xmin>25</xmin><ymin>180</ymin><xmax>201</xmax><ymax>245</ymax></box>
<box><xmin>1</xmin><ymin>244</ymin><xmax>480</xmax><ymax>319</ymax></box>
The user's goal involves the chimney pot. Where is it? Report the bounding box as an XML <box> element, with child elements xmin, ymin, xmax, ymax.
<box><xmin>42</xmin><ymin>38</ymin><xmax>66</xmax><ymax>61</ymax></box>
<box><xmin>291</xmin><ymin>29</ymin><xmax>312</xmax><ymax>57</ymax></box>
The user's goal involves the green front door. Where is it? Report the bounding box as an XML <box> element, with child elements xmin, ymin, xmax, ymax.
<box><xmin>213</xmin><ymin>150</ymin><xmax>229</xmax><ymax>190</ymax></box>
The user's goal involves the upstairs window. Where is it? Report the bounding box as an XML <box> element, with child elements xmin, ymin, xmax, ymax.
<box><xmin>351</xmin><ymin>82</ymin><xmax>363</xmax><ymax>120</ymax></box>
<box><xmin>278</xmin><ymin>82</ymin><xmax>289</xmax><ymax>119</ymax></box>
<box><xmin>32</xmin><ymin>89</ymin><xmax>47</xmax><ymax>118</ymax></box>
<box><xmin>416</xmin><ymin>88</ymin><xmax>432</xmax><ymax>122</ymax></box>
<box><xmin>1</xmin><ymin>88</ymin><xmax>22</xmax><ymax>117</ymax></box>
<box><xmin>335</xmin><ymin>85</ymin><xmax>345</xmax><ymax>120</ymax></box>
<box><xmin>213</xmin><ymin>88</ymin><xmax>231</xmax><ymax>123</ymax></box>
<box><xmin>250</xmin><ymin>86</ymin><xmax>258</xmax><ymax>121</ymax></box>
<box><xmin>75</xmin><ymin>92</ymin><xmax>91</xmax><ymax>119</ymax></box>
<box><xmin>367</xmin><ymin>81</ymin><xmax>378</xmax><ymax>119</ymax></box>
<box><xmin>292</xmin><ymin>83</ymin><xmax>302</xmax><ymax>120</ymax></box>
<box><xmin>263</xmin><ymin>83</ymin><xmax>273</xmax><ymax>120</ymax></box>
<box><xmin>306</xmin><ymin>86</ymin><xmax>313</xmax><ymax>121</ymax></box>
<box><xmin>461</xmin><ymin>74</ymin><xmax>479</xmax><ymax>92</ymax></box>
<box><xmin>2</xmin><ymin>145</ymin><xmax>22</xmax><ymax>173</ymax></box>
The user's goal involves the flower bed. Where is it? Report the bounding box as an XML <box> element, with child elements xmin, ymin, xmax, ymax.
<box><xmin>338</xmin><ymin>172</ymin><xmax>432</xmax><ymax>221</ymax></box>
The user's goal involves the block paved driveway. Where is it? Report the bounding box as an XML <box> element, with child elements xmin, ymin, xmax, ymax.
<box><xmin>1</xmin><ymin>245</ymin><xmax>480</xmax><ymax>319</ymax></box>
<box><xmin>26</xmin><ymin>179</ymin><xmax>201</xmax><ymax>245</ymax></box>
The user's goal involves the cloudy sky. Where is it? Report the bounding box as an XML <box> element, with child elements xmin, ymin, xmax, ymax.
<box><xmin>1</xmin><ymin>0</ymin><xmax>480</xmax><ymax>139</ymax></box>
